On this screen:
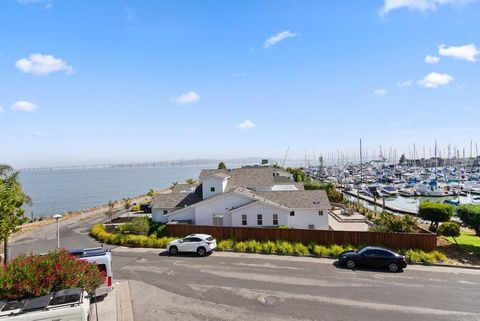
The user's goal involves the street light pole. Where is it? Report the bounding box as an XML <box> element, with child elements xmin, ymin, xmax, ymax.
<box><xmin>53</xmin><ymin>214</ymin><xmax>62</xmax><ymax>250</ymax></box>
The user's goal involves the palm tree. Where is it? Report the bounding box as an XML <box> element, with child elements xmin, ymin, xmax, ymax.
<box><xmin>123</xmin><ymin>198</ymin><xmax>132</xmax><ymax>210</ymax></box>
<box><xmin>105</xmin><ymin>200</ymin><xmax>115</xmax><ymax>224</ymax></box>
<box><xmin>0</xmin><ymin>164</ymin><xmax>31</xmax><ymax>264</ymax></box>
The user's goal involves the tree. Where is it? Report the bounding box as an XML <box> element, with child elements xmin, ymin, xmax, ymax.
<box><xmin>0</xmin><ymin>164</ymin><xmax>31</xmax><ymax>265</ymax></box>
<box><xmin>147</xmin><ymin>189</ymin><xmax>155</xmax><ymax>196</ymax></box>
<box><xmin>105</xmin><ymin>200</ymin><xmax>115</xmax><ymax>224</ymax></box>
<box><xmin>399</xmin><ymin>154</ymin><xmax>406</xmax><ymax>164</ymax></box>
<box><xmin>304</xmin><ymin>181</ymin><xmax>343</xmax><ymax>203</ymax></box>
<box><xmin>437</xmin><ymin>221</ymin><xmax>461</xmax><ymax>245</ymax></box>
<box><xmin>123</xmin><ymin>198</ymin><xmax>132</xmax><ymax>210</ymax></box>
<box><xmin>457</xmin><ymin>204</ymin><xmax>480</xmax><ymax>236</ymax></box>
<box><xmin>418</xmin><ymin>201</ymin><xmax>454</xmax><ymax>232</ymax></box>
<box><xmin>218</xmin><ymin>162</ymin><xmax>227</xmax><ymax>170</ymax></box>
<box><xmin>185</xmin><ymin>178</ymin><xmax>198</xmax><ymax>184</ymax></box>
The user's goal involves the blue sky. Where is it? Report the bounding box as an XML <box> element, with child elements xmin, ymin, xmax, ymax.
<box><xmin>1</xmin><ymin>0</ymin><xmax>479</xmax><ymax>168</ymax></box>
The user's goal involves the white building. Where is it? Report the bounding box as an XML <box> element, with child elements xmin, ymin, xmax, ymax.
<box><xmin>151</xmin><ymin>167</ymin><xmax>330</xmax><ymax>230</ymax></box>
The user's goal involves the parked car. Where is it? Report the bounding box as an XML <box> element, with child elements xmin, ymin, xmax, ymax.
<box><xmin>139</xmin><ymin>203</ymin><xmax>151</xmax><ymax>213</ymax></box>
<box><xmin>0</xmin><ymin>288</ymin><xmax>90</xmax><ymax>321</ymax></box>
<box><xmin>68</xmin><ymin>247</ymin><xmax>114</xmax><ymax>296</ymax></box>
<box><xmin>167</xmin><ymin>234</ymin><xmax>217</xmax><ymax>256</ymax></box>
<box><xmin>337</xmin><ymin>246</ymin><xmax>407</xmax><ymax>272</ymax></box>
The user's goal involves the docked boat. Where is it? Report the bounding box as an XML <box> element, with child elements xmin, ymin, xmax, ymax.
<box><xmin>415</xmin><ymin>179</ymin><xmax>445</xmax><ymax>197</ymax></box>
<box><xmin>381</xmin><ymin>185</ymin><xmax>399</xmax><ymax>196</ymax></box>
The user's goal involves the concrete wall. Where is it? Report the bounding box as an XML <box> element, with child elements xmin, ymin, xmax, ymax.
<box><xmin>288</xmin><ymin>208</ymin><xmax>329</xmax><ymax>230</ymax></box>
<box><xmin>231</xmin><ymin>202</ymin><xmax>289</xmax><ymax>227</ymax></box>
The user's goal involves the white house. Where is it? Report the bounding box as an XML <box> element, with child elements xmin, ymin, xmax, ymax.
<box><xmin>151</xmin><ymin>167</ymin><xmax>330</xmax><ymax>230</ymax></box>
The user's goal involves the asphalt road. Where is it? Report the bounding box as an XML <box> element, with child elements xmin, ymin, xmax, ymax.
<box><xmin>10</xmin><ymin>211</ymin><xmax>480</xmax><ymax>321</ymax></box>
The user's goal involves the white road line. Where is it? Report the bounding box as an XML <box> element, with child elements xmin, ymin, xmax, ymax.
<box><xmin>188</xmin><ymin>284</ymin><xmax>480</xmax><ymax>317</ymax></box>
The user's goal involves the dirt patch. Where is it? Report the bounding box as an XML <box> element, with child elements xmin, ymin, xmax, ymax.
<box><xmin>437</xmin><ymin>237</ymin><xmax>480</xmax><ymax>266</ymax></box>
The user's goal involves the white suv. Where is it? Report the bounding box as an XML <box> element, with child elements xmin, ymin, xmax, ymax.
<box><xmin>167</xmin><ymin>234</ymin><xmax>217</xmax><ymax>256</ymax></box>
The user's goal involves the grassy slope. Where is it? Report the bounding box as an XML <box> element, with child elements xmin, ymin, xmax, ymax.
<box><xmin>446</xmin><ymin>233</ymin><xmax>480</xmax><ymax>256</ymax></box>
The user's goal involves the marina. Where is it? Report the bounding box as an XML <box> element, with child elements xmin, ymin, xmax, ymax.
<box><xmin>304</xmin><ymin>141</ymin><xmax>480</xmax><ymax>214</ymax></box>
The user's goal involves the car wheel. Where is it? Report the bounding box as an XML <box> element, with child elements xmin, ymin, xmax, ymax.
<box><xmin>388</xmin><ymin>262</ymin><xmax>399</xmax><ymax>272</ymax></box>
<box><xmin>346</xmin><ymin>259</ymin><xmax>356</xmax><ymax>269</ymax></box>
<box><xmin>197</xmin><ymin>247</ymin><xmax>207</xmax><ymax>256</ymax></box>
<box><xmin>169</xmin><ymin>246</ymin><xmax>178</xmax><ymax>256</ymax></box>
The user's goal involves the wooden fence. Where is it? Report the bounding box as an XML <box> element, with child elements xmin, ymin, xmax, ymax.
<box><xmin>166</xmin><ymin>224</ymin><xmax>437</xmax><ymax>251</ymax></box>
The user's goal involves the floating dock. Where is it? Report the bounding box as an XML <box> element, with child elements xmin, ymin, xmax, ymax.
<box><xmin>342</xmin><ymin>189</ymin><xmax>418</xmax><ymax>215</ymax></box>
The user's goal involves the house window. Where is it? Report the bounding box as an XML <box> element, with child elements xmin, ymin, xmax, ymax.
<box><xmin>213</xmin><ymin>214</ymin><xmax>223</xmax><ymax>226</ymax></box>
<box><xmin>318</xmin><ymin>210</ymin><xmax>323</xmax><ymax>216</ymax></box>
<box><xmin>210</xmin><ymin>187</ymin><xmax>215</xmax><ymax>192</ymax></box>
<box><xmin>242</xmin><ymin>214</ymin><xmax>247</xmax><ymax>226</ymax></box>
<box><xmin>308</xmin><ymin>224</ymin><xmax>315</xmax><ymax>230</ymax></box>
<box><xmin>290</xmin><ymin>211</ymin><xmax>295</xmax><ymax>216</ymax></box>
<box><xmin>163</xmin><ymin>210</ymin><xmax>168</xmax><ymax>215</ymax></box>
<box><xmin>257</xmin><ymin>214</ymin><xmax>263</xmax><ymax>226</ymax></box>
<box><xmin>273</xmin><ymin>214</ymin><xmax>278</xmax><ymax>226</ymax></box>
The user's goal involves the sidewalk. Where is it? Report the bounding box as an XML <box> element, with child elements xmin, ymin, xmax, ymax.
<box><xmin>90</xmin><ymin>280</ymin><xmax>134</xmax><ymax>321</ymax></box>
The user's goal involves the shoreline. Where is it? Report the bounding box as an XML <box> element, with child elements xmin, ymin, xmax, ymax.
<box><xmin>6</xmin><ymin>187</ymin><xmax>171</xmax><ymax>241</ymax></box>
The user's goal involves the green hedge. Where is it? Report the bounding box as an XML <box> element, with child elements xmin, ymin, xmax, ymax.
<box><xmin>91</xmin><ymin>224</ymin><xmax>176</xmax><ymax>248</ymax></box>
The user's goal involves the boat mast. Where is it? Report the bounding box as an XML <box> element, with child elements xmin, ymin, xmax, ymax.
<box><xmin>360</xmin><ymin>138</ymin><xmax>363</xmax><ymax>184</ymax></box>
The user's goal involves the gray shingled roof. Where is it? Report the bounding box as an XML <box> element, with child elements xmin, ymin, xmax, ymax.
<box><xmin>255</xmin><ymin>190</ymin><xmax>330</xmax><ymax>209</ymax></box>
<box><xmin>199</xmin><ymin>167</ymin><xmax>301</xmax><ymax>191</ymax></box>
<box><xmin>151</xmin><ymin>192</ymin><xmax>202</xmax><ymax>209</ymax></box>
<box><xmin>171</xmin><ymin>183</ymin><xmax>198</xmax><ymax>193</ymax></box>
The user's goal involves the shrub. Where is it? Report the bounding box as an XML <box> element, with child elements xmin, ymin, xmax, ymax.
<box><xmin>131</xmin><ymin>204</ymin><xmax>141</xmax><ymax>212</ymax></box>
<box><xmin>312</xmin><ymin>245</ymin><xmax>330</xmax><ymax>257</ymax></box>
<box><xmin>369</xmin><ymin>212</ymin><xmax>417</xmax><ymax>233</ymax></box>
<box><xmin>0</xmin><ymin>250</ymin><xmax>103</xmax><ymax>300</ymax></box>
<box><xmin>149</xmin><ymin>222</ymin><xmax>167</xmax><ymax>237</ymax></box>
<box><xmin>304</xmin><ymin>181</ymin><xmax>343</xmax><ymax>203</ymax></box>
<box><xmin>403</xmin><ymin>249</ymin><xmax>442</xmax><ymax>265</ymax></box>
<box><xmin>457</xmin><ymin>204</ymin><xmax>480</xmax><ymax>236</ymax></box>
<box><xmin>245</xmin><ymin>240</ymin><xmax>262</xmax><ymax>252</ymax></box>
<box><xmin>275</xmin><ymin>241</ymin><xmax>294</xmax><ymax>254</ymax></box>
<box><xmin>418</xmin><ymin>201</ymin><xmax>454</xmax><ymax>232</ymax></box>
<box><xmin>90</xmin><ymin>224</ymin><xmax>175</xmax><ymax>248</ymax></box>
<box><xmin>233</xmin><ymin>241</ymin><xmax>247</xmax><ymax>252</ymax></box>
<box><xmin>293</xmin><ymin>242</ymin><xmax>309</xmax><ymax>256</ymax></box>
<box><xmin>328</xmin><ymin>244</ymin><xmax>345</xmax><ymax>257</ymax></box>
<box><xmin>437</xmin><ymin>221</ymin><xmax>461</xmax><ymax>244</ymax></box>
<box><xmin>261</xmin><ymin>241</ymin><xmax>277</xmax><ymax>254</ymax></box>
<box><xmin>217</xmin><ymin>239</ymin><xmax>235</xmax><ymax>251</ymax></box>
<box><xmin>122</xmin><ymin>216</ymin><xmax>150</xmax><ymax>236</ymax></box>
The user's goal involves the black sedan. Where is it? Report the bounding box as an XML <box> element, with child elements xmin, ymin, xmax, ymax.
<box><xmin>338</xmin><ymin>246</ymin><xmax>407</xmax><ymax>272</ymax></box>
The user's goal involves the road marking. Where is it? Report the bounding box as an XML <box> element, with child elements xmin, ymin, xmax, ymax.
<box><xmin>188</xmin><ymin>284</ymin><xmax>480</xmax><ymax>317</ymax></box>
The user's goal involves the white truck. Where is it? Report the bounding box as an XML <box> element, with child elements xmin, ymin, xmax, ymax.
<box><xmin>0</xmin><ymin>288</ymin><xmax>90</xmax><ymax>321</ymax></box>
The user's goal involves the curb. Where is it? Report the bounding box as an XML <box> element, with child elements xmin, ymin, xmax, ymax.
<box><xmin>116</xmin><ymin>280</ymin><xmax>134</xmax><ymax>321</ymax></box>
<box><xmin>216</xmin><ymin>249</ymin><xmax>480</xmax><ymax>269</ymax></box>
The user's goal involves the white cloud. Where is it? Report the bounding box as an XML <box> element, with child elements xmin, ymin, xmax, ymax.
<box><xmin>0</xmin><ymin>106</ymin><xmax>4</xmax><ymax>113</ymax></box>
<box><xmin>124</xmin><ymin>7</ymin><xmax>136</xmax><ymax>23</ymax></box>
<box><xmin>425</xmin><ymin>55</ymin><xmax>440</xmax><ymax>64</ymax></box>
<box><xmin>264</xmin><ymin>31</ymin><xmax>298</xmax><ymax>49</ymax></box>
<box><xmin>11</xmin><ymin>101</ymin><xmax>38</xmax><ymax>112</ymax></box>
<box><xmin>175</xmin><ymin>91</ymin><xmax>200</xmax><ymax>105</ymax></box>
<box><xmin>378</xmin><ymin>0</ymin><xmax>473</xmax><ymax>15</ymax></box>
<box><xmin>397</xmin><ymin>80</ymin><xmax>413</xmax><ymax>87</ymax></box>
<box><xmin>237</xmin><ymin>119</ymin><xmax>256</xmax><ymax>129</ymax></box>
<box><xmin>17</xmin><ymin>0</ymin><xmax>52</xmax><ymax>9</ymax></box>
<box><xmin>373</xmin><ymin>88</ymin><xmax>387</xmax><ymax>96</ymax></box>
<box><xmin>438</xmin><ymin>44</ymin><xmax>479</xmax><ymax>62</ymax></box>
<box><xmin>418</xmin><ymin>72</ymin><xmax>454</xmax><ymax>88</ymax></box>
<box><xmin>15</xmin><ymin>53</ymin><xmax>74</xmax><ymax>76</ymax></box>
